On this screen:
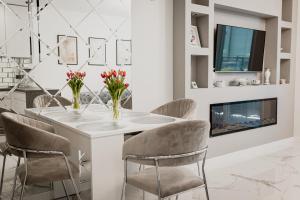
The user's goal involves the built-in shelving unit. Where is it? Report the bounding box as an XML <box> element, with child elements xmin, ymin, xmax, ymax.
<box><xmin>173</xmin><ymin>0</ymin><xmax>296</xmax><ymax>158</ymax></box>
<box><xmin>279</xmin><ymin>0</ymin><xmax>294</xmax><ymax>84</ymax></box>
<box><xmin>173</xmin><ymin>0</ymin><xmax>295</xmax><ymax>96</ymax></box>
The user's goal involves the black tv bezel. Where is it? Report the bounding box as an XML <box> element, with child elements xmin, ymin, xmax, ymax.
<box><xmin>214</xmin><ymin>24</ymin><xmax>266</xmax><ymax>73</ymax></box>
<box><xmin>209</xmin><ymin>97</ymin><xmax>278</xmax><ymax>137</ymax></box>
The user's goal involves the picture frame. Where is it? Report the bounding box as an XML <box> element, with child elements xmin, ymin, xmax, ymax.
<box><xmin>57</xmin><ymin>35</ymin><xmax>78</xmax><ymax>65</ymax></box>
<box><xmin>88</xmin><ymin>37</ymin><xmax>107</xmax><ymax>66</ymax></box>
<box><xmin>116</xmin><ymin>39</ymin><xmax>132</xmax><ymax>66</ymax></box>
<box><xmin>190</xmin><ymin>25</ymin><xmax>201</xmax><ymax>47</ymax></box>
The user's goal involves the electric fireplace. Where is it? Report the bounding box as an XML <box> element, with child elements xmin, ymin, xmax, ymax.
<box><xmin>210</xmin><ymin>98</ymin><xmax>277</xmax><ymax>137</ymax></box>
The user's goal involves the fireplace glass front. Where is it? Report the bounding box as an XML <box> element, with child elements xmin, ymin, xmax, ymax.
<box><xmin>210</xmin><ymin>98</ymin><xmax>277</xmax><ymax>137</ymax></box>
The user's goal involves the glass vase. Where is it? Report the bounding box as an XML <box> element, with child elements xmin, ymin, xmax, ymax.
<box><xmin>112</xmin><ymin>98</ymin><xmax>120</xmax><ymax>120</ymax></box>
<box><xmin>72</xmin><ymin>91</ymin><xmax>81</xmax><ymax>110</ymax></box>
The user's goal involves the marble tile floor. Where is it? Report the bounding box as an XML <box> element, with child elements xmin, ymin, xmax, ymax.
<box><xmin>1</xmin><ymin>137</ymin><xmax>300</xmax><ymax>200</ymax></box>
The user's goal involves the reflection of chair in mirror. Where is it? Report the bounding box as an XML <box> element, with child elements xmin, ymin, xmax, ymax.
<box><xmin>1</xmin><ymin>112</ymin><xmax>81</xmax><ymax>200</ymax></box>
<box><xmin>121</xmin><ymin>120</ymin><xmax>210</xmax><ymax>200</ymax></box>
<box><xmin>80</xmin><ymin>90</ymin><xmax>132</xmax><ymax>109</ymax></box>
<box><xmin>0</xmin><ymin>107</ymin><xmax>15</xmax><ymax>198</ymax></box>
<box><xmin>151</xmin><ymin>99</ymin><xmax>197</xmax><ymax>119</ymax></box>
<box><xmin>33</xmin><ymin>94</ymin><xmax>72</xmax><ymax>108</ymax></box>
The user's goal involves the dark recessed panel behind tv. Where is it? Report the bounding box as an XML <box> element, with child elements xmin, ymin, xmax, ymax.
<box><xmin>214</xmin><ymin>24</ymin><xmax>266</xmax><ymax>72</ymax></box>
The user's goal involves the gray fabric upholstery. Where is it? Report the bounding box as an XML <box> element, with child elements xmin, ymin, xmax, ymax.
<box><xmin>151</xmin><ymin>99</ymin><xmax>197</xmax><ymax>119</ymax></box>
<box><xmin>17</xmin><ymin>156</ymin><xmax>79</xmax><ymax>185</ymax></box>
<box><xmin>0</xmin><ymin>142</ymin><xmax>9</xmax><ymax>156</ymax></box>
<box><xmin>0</xmin><ymin>107</ymin><xmax>15</xmax><ymax>136</ymax></box>
<box><xmin>123</xmin><ymin>120</ymin><xmax>210</xmax><ymax>167</ymax></box>
<box><xmin>33</xmin><ymin>95</ymin><xmax>72</xmax><ymax>108</ymax></box>
<box><xmin>1</xmin><ymin>112</ymin><xmax>70</xmax><ymax>158</ymax></box>
<box><xmin>0</xmin><ymin>107</ymin><xmax>16</xmax><ymax>156</ymax></box>
<box><xmin>127</xmin><ymin>167</ymin><xmax>204</xmax><ymax>198</ymax></box>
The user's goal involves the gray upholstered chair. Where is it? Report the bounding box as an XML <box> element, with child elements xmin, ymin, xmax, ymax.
<box><xmin>121</xmin><ymin>120</ymin><xmax>210</xmax><ymax>200</ymax></box>
<box><xmin>33</xmin><ymin>94</ymin><xmax>72</xmax><ymax>108</ymax></box>
<box><xmin>1</xmin><ymin>112</ymin><xmax>81</xmax><ymax>200</ymax></box>
<box><xmin>151</xmin><ymin>99</ymin><xmax>197</xmax><ymax>119</ymax></box>
<box><xmin>124</xmin><ymin>99</ymin><xmax>196</xmax><ymax>141</ymax></box>
<box><xmin>0</xmin><ymin>107</ymin><xmax>15</xmax><ymax>198</ymax></box>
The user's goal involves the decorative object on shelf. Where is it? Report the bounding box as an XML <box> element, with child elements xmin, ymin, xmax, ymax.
<box><xmin>191</xmin><ymin>81</ymin><xmax>198</xmax><ymax>89</ymax></box>
<box><xmin>213</xmin><ymin>80</ymin><xmax>225</xmax><ymax>88</ymax></box>
<box><xmin>264</xmin><ymin>68</ymin><xmax>271</xmax><ymax>85</ymax></box>
<box><xmin>67</xmin><ymin>70</ymin><xmax>86</xmax><ymax>110</ymax></box>
<box><xmin>280</xmin><ymin>79</ymin><xmax>287</xmax><ymax>84</ymax></box>
<box><xmin>116</xmin><ymin>40</ymin><xmax>132</xmax><ymax>66</ymax></box>
<box><xmin>251</xmin><ymin>79</ymin><xmax>261</xmax><ymax>85</ymax></box>
<box><xmin>190</xmin><ymin>25</ymin><xmax>201</xmax><ymax>47</ymax></box>
<box><xmin>101</xmin><ymin>69</ymin><xmax>129</xmax><ymax>120</ymax></box>
<box><xmin>229</xmin><ymin>78</ymin><xmax>248</xmax><ymax>87</ymax></box>
<box><xmin>57</xmin><ymin>35</ymin><xmax>78</xmax><ymax>65</ymax></box>
<box><xmin>88</xmin><ymin>37</ymin><xmax>107</xmax><ymax>66</ymax></box>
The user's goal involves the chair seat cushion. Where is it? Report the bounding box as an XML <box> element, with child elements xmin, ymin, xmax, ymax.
<box><xmin>17</xmin><ymin>156</ymin><xmax>79</xmax><ymax>185</ymax></box>
<box><xmin>127</xmin><ymin>167</ymin><xmax>204</xmax><ymax>198</ymax></box>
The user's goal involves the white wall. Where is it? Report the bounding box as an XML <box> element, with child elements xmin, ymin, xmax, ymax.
<box><xmin>131</xmin><ymin>0</ymin><xmax>173</xmax><ymax>112</ymax></box>
<box><xmin>294</xmin><ymin>1</ymin><xmax>300</xmax><ymax>137</ymax></box>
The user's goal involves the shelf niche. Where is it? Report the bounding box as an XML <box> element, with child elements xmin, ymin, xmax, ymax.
<box><xmin>282</xmin><ymin>0</ymin><xmax>293</xmax><ymax>22</ymax></box>
<box><xmin>280</xmin><ymin>59</ymin><xmax>290</xmax><ymax>84</ymax></box>
<box><xmin>192</xmin><ymin>0</ymin><xmax>209</xmax><ymax>6</ymax></box>
<box><xmin>281</xmin><ymin>28</ymin><xmax>292</xmax><ymax>53</ymax></box>
<box><xmin>191</xmin><ymin>55</ymin><xmax>208</xmax><ymax>88</ymax></box>
<box><xmin>191</xmin><ymin>13</ymin><xmax>209</xmax><ymax>48</ymax></box>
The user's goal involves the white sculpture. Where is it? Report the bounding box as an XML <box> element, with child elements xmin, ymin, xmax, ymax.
<box><xmin>264</xmin><ymin>68</ymin><xmax>271</xmax><ymax>85</ymax></box>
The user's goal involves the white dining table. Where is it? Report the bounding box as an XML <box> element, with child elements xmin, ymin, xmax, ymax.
<box><xmin>25</xmin><ymin>105</ymin><xmax>184</xmax><ymax>200</ymax></box>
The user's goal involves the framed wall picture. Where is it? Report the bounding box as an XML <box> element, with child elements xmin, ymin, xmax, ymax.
<box><xmin>116</xmin><ymin>39</ymin><xmax>132</xmax><ymax>66</ymax></box>
<box><xmin>57</xmin><ymin>35</ymin><xmax>78</xmax><ymax>65</ymax></box>
<box><xmin>190</xmin><ymin>25</ymin><xmax>201</xmax><ymax>47</ymax></box>
<box><xmin>88</xmin><ymin>37</ymin><xmax>107</xmax><ymax>66</ymax></box>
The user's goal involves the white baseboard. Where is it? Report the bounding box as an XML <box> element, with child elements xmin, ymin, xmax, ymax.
<box><xmin>206</xmin><ymin>137</ymin><xmax>294</xmax><ymax>171</ymax></box>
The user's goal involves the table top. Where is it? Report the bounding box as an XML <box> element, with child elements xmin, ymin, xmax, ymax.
<box><xmin>25</xmin><ymin>105</ymin><xmax>184</xmax><ymax>139</ymax></box>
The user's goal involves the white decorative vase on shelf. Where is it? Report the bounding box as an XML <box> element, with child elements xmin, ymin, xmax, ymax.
<box><xmin>264</xmin><ymin>68</ymin><xmax>271</xmax><ymax>85</ymax></box>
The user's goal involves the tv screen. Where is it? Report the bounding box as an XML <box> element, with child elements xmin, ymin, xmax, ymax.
<box><xmin>214</xmin><ymin>24</ymin><xmax>266</xmax><ymax>72</ymax></box>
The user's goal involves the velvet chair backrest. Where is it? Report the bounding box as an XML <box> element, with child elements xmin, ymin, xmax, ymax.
<box><xmin>151</xmin><ymin>99</ymin><xmax>197</xmax><ymax>119</ymax></box>
<box><xmin>123</xmin><ymin>120</ymin><xmax>210</xmax><ymax>166</ymax></box>
<box><xmin>1</xmin><ymin>112</ymin><xmax>70</xmax><ymax>158</ymax></box>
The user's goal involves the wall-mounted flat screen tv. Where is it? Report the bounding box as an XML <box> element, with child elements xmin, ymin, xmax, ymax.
<box><xmin>214</xmin><ymin>24</ymin><xmax>266</xmax><ymax>72</ymax></box>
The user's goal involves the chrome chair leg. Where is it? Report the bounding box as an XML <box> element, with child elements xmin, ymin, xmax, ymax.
<box><xmin>62</xmin><ymin>181</ymin><xmax>70</xmax><ymax>200</ymax></box>
<box><xmin>0</xmin><ymin>154</ymin><xmax>7</xmax><ymax>198</ymax></box>
<box><xmin>11</xmin><ymin>157</ymin><xmax>20</xmax><ymax>200</ymax></box>
<box><xmin>120</xmin><ymin>180</ymin><xmax>126</xmax><ymax>200</ymax></box>
<box><xmin>204</xmin><ymin>184</ymin><xmax>209</xmax><ymax>200</ymax></box>
<box><xmin>142</xmin><ymin>189</ymin><xmax>145</xmax><ymax>200</ymax></box>
<box><xmin>63</xmin><ymin>156</ymin><xmax>81</xmax><ymax>200</ymax></box>
<box><xmin>69</xmin><ymin>174</ymin><xmax>81</xmax><ymax>200</ymax></box>
<box><xmin>19</xmin><ymin>152</ymin><xmax>28</xmax><ymax>200</ymax></box>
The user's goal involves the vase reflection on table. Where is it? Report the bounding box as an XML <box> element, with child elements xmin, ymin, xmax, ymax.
<box><xmin>101</xmin><ymin>69</ymin><xmax>129</xmax><ymax>121</ymax></box>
